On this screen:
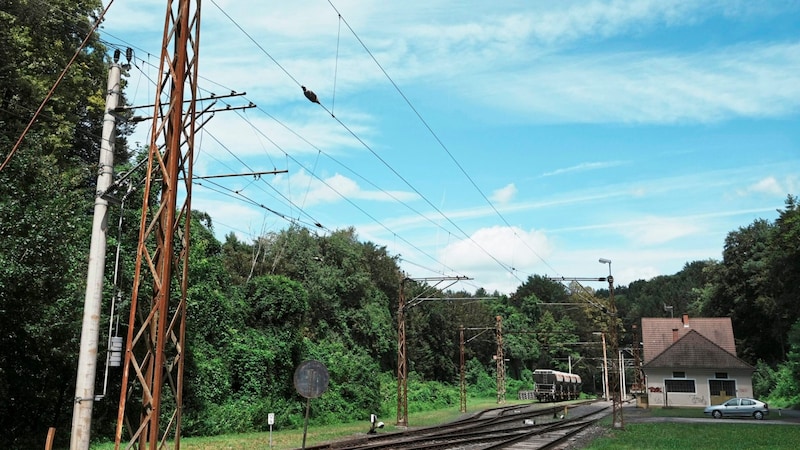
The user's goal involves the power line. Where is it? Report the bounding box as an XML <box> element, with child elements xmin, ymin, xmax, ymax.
<box><xmin>195</xmin><ymin>1</ymin><xmax>511</xmax><ymax>282</ymax></box>
<box><xmin>101</xmin><ymin>3</ymin><xmax>546</xmax><ymax>289</ymax></box>
<box><xmin>1</xmin><ymin>0</ymin><xmax>116</xmax><ymax>172</ymax></box>
<box><xmin>326</xmin><ymin>1</ymin><xmax>559</xmax><ymax>277</ymax></box>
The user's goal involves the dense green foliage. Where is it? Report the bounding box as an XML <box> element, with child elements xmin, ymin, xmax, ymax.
<box><xmin>2</xmin><ymin>1</ymin><xmax>800</xmax><ymax>448</ymax></box>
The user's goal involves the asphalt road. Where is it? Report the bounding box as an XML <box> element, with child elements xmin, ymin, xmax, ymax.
<box><xmin>623</xmin><ymin>403</ymin><xmax>800</xmax><ymax>425</ymax></box>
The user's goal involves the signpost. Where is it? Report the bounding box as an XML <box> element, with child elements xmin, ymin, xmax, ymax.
<box><xmin>294</xmin><ymin>360</ymin><xmax>330</xmax><ymax>449</ymax></box>
<box><xmin>268</xmin><ymin>412</ymin><xmax>275</xmax><ymax>449</ymax></box>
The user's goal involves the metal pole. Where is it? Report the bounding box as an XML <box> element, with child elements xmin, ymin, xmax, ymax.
<box><xmin>301</xmin><ymin>398</ymin><xmax>310</xmax><ymax>449</ymax></box>
<box><xmin>495</xmin><ymin>316</ymin><xmax>505</xmax><ymax>404</ymax></box>
<box><xmin>601</xmin><ymin>258</ymin><xmax>624</xmax><ymax>429</ymax></box>
<box><xmin>601</xmin><ymin>333</ymin><xmax>609</xmax><ymax>402</ymax></box>
<box><xmin>459</xmin><ymin>326</ymin><xmax>466</xmax><ymax>413</ymax></box>
<box><xmin>115</xmin><ymin>2</ymin><xmax>200</xmax><ymax>447</ymax></box>
<box><xmin>396</xmin><ymin>276</ymin><xmax>408</xmax><ymax>426</ymax></box>
<box><xmin>70</xmin><ymin>60</ymin><xmax>121</xmax><ymax>450</ymax></box>
<box><xmin>619</xmin><ymin>351</ymin><xmax>625</xmax><ymax>400</ymax></box>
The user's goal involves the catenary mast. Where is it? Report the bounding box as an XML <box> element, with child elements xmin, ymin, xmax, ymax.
<box><xmin>114</xmin><ymin>1</ymin><xmax>200</xmax><ymax>448</ymax></box>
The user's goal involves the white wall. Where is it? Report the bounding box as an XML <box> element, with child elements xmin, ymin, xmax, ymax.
<box><xmin>644</xmin><ymin>369</ymin><xmax>754</xmax><ymax>407</ymax></box>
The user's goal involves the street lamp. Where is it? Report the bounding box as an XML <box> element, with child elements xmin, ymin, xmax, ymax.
<box><xmin>599</xmin><ymin>258</ymin><xmax>612</xmax><ymax>275</ymax></box>
<box><xmin>598</xmin><ymin>257</ymin><xmax>623</xmax><ymax>429</ymax></box>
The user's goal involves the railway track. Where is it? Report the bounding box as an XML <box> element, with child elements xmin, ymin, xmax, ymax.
<box><xmin>303</xmin><ymin>401</ymin><xmax>609</xmax><ymax>450</ymax></box>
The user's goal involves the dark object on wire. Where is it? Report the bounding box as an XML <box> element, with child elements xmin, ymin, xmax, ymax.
<box><xmin>302</xmin><ymin>86</ymin><xmax>320</xmax><ymax>104</ymax></box>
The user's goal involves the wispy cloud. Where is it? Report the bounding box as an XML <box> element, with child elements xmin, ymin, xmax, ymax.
<box><xmin>542</xmin><ymin>161</ymin><xmax>627</xmax><ymax>177</ymax></box>
<box><xmin>738</xmin><ymin>175</ymin><xmax>800</xmax><ymax>197</ymax></box>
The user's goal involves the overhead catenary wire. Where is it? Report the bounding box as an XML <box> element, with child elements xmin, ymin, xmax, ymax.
<box><xmin>199</xmin><ymin>3</ymin><xmax>520</xmax><ymax>283</ymax></box>
<box><xmin>33</xmin><ymin>0</ymin><xmax>558</xmax><ymax>292</ymax></box>
<box><xmin>324</xmin><ymin>0</ymin><xmax>561</xmax><ymax>277</ymax></box>
<box><xmin>100</xmin><ymin>3</ymin><xmax>556</xmax><ymax>288</ymax></box>
<box><xmin>105</xmin><ymin>38</ymin><xmax>457</xmax><ymax>278</ymax></box>
<box><xmin>98</xmin><ymin>6</ymin><xmax>483</xmax><ymax>282</ymax></box>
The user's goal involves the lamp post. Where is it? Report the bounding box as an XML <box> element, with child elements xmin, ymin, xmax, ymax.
<box><xmin>598</xmin><ymin>258</ymin><xmax>624</xmax><ymax>429</ymax></box>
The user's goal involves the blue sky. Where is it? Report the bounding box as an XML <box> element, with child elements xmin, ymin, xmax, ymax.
<box><xmin>101</xmin><ymin>0</ymin><xmax>800</xmax><ymax>294</ymax></box>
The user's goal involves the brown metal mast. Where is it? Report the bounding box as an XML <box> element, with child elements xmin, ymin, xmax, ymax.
<box><xmin>495</xmin><ymin>316</ymin><xmax>505</xmax><ymax>404</ymax></box>
<box><xmin>396</xmin><ymin>275</ymin><xmax>471</xmax><ymax>426</ymax></box>
<box><xmin>459</xmin><ymin>326</ymin><xmax>466</xmax><ymax>413</ymax></box>
<box><xmin>396</xmin><ymin>276</ymin><xmax>408</xmax><ymax>427</ymax></box>
<box><xmin>114</xmin><ymin>1</ymin><xmax>200</xmax><ymax>448</ymax></box>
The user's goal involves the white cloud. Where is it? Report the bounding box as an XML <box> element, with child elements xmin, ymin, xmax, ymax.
<box><xmin>491</xmin><ymin>184</ymin><xmax>517</xmax><ymax>204</ymax></box>
<box><xmin>439</xmin><ymin>226</ymin><xmax>552</xmax><ymax>272</ymax></box>
<box><xmin>619</xmin><ymin>216</ymin><xmax>704</xmax><ymax>246</ymax></box>
<box><xmin>106</xmin><ymin>1</ymin><xmax>800</xmax><ymax>127</ymax></box>
<box><xmin>749</xmin><ymin>176</ymin><xmax>783</xmax><ymax>196</ymax></box>
<box><xmin>272</xmin><ymin>170</ymin><xmax>418</xmax><ymax>208</ymax></box>
<box><xmin>739</xmin><ymin>176</ymin><xmax>797</xmax><ymax>197</ymax></box>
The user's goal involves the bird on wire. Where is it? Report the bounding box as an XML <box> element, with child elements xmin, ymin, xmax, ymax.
<box><xmin>302</xmin><ymin>86</ymin><xmax>320</xmax><ymax>104</ymax></box>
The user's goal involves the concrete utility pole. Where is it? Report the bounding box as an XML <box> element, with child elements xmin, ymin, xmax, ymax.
<box><xmin>600</xmin><ymin>332</ymin><xmax>609</xmax><ymax>401</ymax></box>
<box><xmin>70</xmin><ymin>54</ymin><xmax>123</xmax><ymax>450</ymax></box>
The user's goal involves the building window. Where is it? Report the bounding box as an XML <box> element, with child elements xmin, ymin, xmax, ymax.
<box><xmin>672</xmin><ymin>371</ymin><xmax>686</xmax><ymax>378</ymax></box>
<box><xmin>715</xmin><ymin>372</ymin><xmax>728</xmax><ymax>379</ymax></box>
<box><xmin>666</xmin><ymin>379</ymin><xmax>696</xmax><ymax>393</ymax></box>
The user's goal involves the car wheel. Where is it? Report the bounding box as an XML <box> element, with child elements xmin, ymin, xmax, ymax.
<box><xmin>712</xmin><ymin>410</ymin><xmax>722</xmax><ymax>419</ymax></box>
<box><xmin>754</xmin><ymin>411</ymin><xmax>764</xmax><ymax>420</ymax></box>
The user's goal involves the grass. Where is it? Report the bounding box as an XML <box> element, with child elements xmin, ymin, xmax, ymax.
<box><xmin>584</xmin><ymin>422</ymin><xmax>800</xmax><ymax>449</ymax></box>
<box><xmin>90</xmin><ymin>398</ymin><xmax>529</xmax><ymax>450</ymax></box>
<box><xmin>92</xmin><ymin>403</ymin><xmax>800</xmax><ymax>449</ymax></box>
<box><xmin>584</xmin><ymin>407</ymin><xmax>800</xmax><ymax>450</ymax></box>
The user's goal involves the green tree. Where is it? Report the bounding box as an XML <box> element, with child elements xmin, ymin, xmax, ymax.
<box><xmin>703</xmin><ymin>219</ymin><xmax>777</xmax><ymax>363</ymax></box>
<box><xmin>767</xmin><ymin>195</ymin><xmax>800</xmax><ymax>357</ymax></box>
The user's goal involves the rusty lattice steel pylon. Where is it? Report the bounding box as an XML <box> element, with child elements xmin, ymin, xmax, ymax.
<box><xmin>114</xmin><ymin>1</ymin><xmax>201</xmax><ymax>448</ymax></box>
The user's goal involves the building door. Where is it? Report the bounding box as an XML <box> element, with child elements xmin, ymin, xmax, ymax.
<box><xmin>709</xmin><ymin>379</ymin><xmax>736</xmax><ymax>405</ymax></box>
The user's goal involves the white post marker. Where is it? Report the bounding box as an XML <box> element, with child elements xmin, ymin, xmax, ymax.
<box><xmin>268</xmin><ymin>412</ymin><xmax>275</xmax><ymax>449</ymax></box>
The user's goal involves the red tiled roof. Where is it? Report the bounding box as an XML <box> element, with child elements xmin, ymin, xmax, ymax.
<box><xmin>641</xmin><ymin>315</ymin><xmax>736</xmax><ymax>363</ymax></box>
<box><xmin>643</xmin><ymin>330</ymin><xmax>752</xmax><ymax>370</ymax></box>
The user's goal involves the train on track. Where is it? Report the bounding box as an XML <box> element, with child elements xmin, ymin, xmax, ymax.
<box><xmin>529</xmin><ymin>369</ymin><xmax>582</xmax><ymax>402</ymax></box>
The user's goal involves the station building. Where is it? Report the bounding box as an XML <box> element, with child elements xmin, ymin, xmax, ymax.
<box><xmin>640</xmin><ymin>314</ymin><xmax>754</xmax><ymax>408</ymax></box>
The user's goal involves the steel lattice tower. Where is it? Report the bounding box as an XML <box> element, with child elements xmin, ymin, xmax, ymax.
<box><xmin>114</xmin><ymin>1</ymin><xmax>201</xmax><ymax>448</ymax></box>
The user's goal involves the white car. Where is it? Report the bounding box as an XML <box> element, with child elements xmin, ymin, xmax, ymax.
<box><xmin>704</xmin><ymin>398</ymin><xmax>769</xmax><ymax>420</ymax></box>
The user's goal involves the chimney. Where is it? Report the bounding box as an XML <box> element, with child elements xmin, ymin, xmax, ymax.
<box><xmin>672</xmin><ymin>328</ymin><xmax>679</xmax><ymax>342</ymax></box>
<box><xmin>682</xmin><ymin>314</ymin><xmax>690</xmax><ymax>328</ymax></box>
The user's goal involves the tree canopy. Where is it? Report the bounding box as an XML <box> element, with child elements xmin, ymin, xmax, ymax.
<box><xmin>2</xmin><ymin>1</ymin><xmax>800</xmax><ymax>446</ymax></box>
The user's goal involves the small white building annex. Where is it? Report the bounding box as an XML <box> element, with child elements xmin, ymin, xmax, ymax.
<box><xmin>640</xmin><ymin>314</ymin><xmax>754</xmax><ymax>408</ymax></box>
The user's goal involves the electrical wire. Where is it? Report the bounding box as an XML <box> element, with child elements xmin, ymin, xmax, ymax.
<box><xmin>99</xmin><ymin>3</ymin><xmax>552</xmax><ymax>289</ymax></box>
<box><xmin>325</xmin><ymin>1</ymin><xmax>553</xmax><ymax>280</ymax></box>
<box><xmin>1</xmin><ymin>0</ymin><xmax>116</xmax><ymax>172</ymax></box>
